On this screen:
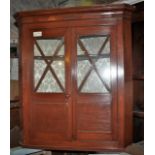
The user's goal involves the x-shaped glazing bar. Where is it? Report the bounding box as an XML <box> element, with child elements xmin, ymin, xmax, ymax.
<box><xmin>78</xmin><ymin>38</ymin><xmax>110</xmax><ymax>92</ymax></box>
<box><xmin>34</xmin><ymin>39</ymin><xmax>65</xmax><ymax>92</ymax></box>
<box><xmin>78</xmin><ymin>36</ymin><xmax>110</xmax><ymax>91</ymax></box>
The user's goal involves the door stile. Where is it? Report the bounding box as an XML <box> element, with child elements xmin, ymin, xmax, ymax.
<box><xmin>65</xmin><ymin>28</ymin><xmax>73</xmax><ymax>140</ymax></box>
<box><xmin>70</xmin><ymin>28</ymin><xmax>78</xmax><ymax>141</ymax></box>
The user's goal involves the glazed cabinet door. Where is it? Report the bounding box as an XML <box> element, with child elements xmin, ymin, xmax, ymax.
<box><xmin>72</xmin><ymin>26</ymin><xmax>118</xmax><ymax>142</ymax></box>
<box><xmin>21</xmin><ymin>27</ymin><xmax>72</xmax><ymax>146</ymax></box>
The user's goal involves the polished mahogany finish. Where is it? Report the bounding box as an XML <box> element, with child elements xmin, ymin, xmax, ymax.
<box><xmin>15</xmin><ymin>4</ymin><xmax>133</xmax><ymax>151</ymax></box>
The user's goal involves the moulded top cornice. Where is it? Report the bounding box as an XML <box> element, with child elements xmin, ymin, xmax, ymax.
<box><xmin>15</xmin><ymin>4</ymin><xmax>134</xmax><ymax>19</ymax></box>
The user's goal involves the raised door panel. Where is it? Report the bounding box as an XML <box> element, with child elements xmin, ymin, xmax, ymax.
<box><xmin>21</xmin><ymin>27</ymin><xmax>72</xmax><ymax>145</ymax></box>
<box><xmin>72</xmin><ymin>26</ymin><xmax>118</xmax><ymax>142</ymax></box>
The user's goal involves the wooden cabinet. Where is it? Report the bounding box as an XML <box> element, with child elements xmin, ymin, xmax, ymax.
<box><xmin>15</xmin><ymin>4</ymin><xmax>133</xmax><ymax>151</ymax></box>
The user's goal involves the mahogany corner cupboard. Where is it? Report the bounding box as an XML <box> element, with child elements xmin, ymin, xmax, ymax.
<box><xmin>15</xmin><ymin>4</ymin><xmax>133</xmax><ymax>151</ymax></box>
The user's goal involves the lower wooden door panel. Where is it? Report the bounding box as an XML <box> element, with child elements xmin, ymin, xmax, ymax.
<box><xmin>76</xmin><ymin>95</ymin><xmax>113</xmax><ymax>141</ymax></box>
<box><xmin>30</xmin><ymin>103</ymin><xmax>71</xmax><ymax>141</ymax></box>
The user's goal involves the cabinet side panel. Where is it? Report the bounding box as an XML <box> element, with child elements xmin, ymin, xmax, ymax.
<box><xmin>116</xmin><ymin>17</ymin><xmax>133</xmax><ymax>147</ymax></box>
<box><xmin>124</xmin><ymin>19</ymin><xmax>133</xmax><ymax>145</ymax></box>
<box><xmin>19</xmin><ymin>25</ymin><xmax>32</xmax><ymax>144</ymax></box>
<box><xmin>116</xmin><ymin>19</ymin><xmax>125</xmax><ymax>146</ymax></box>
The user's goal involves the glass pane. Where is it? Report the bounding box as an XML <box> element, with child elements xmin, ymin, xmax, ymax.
<box><xmin>81</xmin><ymin>70</ymin><xmax>108</xmax><ymax>93</ymax></box>
<box><xmin>34</xmin><ymin>39</ymin><xmax>63</xmax><ymax>56</ymax></box>
<box><xmin>77</xmin><ymin>35</ymin><xmax>111</xmax><ymax>93</ymax></box>
<box><xmin>96</xmin><ymin>58</ymin><xmax>111</xmax><ymax>89</ymax></box>
<box><xmin>80</xmin><ymin>35</ymin><xmax>110</xmax><ymax>55</ymax></box>
<box><xmin>34</xmin><ymin>38</ymin><xmax>65</xmax><ymax>92</ymax></box>
<box><xmin>37</xmin><ymin>71</ymin><xmax>62</xmax><ymax>92</ymax></box>
<box><xmin>77</xmin><ymin>60</ymin><xmax>91</xmax><ymax>88</ymax></box>
<box><xmin>34</xmin><ymin>60</ymin><xmax>47</xmax><ymax>88</ymax></box>
<box><xmin>51</xmin><ymin>61</ymin><xmax>65</xmax><ymax>88</ymax></box>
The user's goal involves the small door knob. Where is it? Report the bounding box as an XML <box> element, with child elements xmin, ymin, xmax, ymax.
<box><xmin>65</xmin><ymin>93</ymin><xmax>71</xmax><ymax>98</ymax></box>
